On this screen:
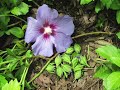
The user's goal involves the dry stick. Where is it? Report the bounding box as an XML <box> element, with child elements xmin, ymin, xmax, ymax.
<box><xmin>28</xmin><ymin>31</ymin><xmax>112</xmax><ymax>84</ymax></box>
<box><xmin>72</xmin><ymin>31</ymin><xmax>113</xmax><ymax>39</ymax></box>
<box><xmin>28</xmin><ymin>53</ymin><xmax>58</xmax><ymax>84</ymax></box>
<box><xmin>7</xmin><ymin>21</ymin><xmax>22</xmax><ymax>28</ymax></box>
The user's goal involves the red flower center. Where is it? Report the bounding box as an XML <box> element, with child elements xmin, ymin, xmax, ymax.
<box><xmin>39</xmin><ymin>22</ymin><xmax>56</xmax><ymax>38</ymax></box>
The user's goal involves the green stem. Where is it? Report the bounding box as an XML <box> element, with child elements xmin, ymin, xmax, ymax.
<box><xmin>0</xmin><ymin>60</ymin><xmax>15</xmax><ymax>66</ymax></box>
<box><xmin>32</xmin><ymin>0</ymin><xmax>40</xmax><ymax>7</ymax></box>
<box><xmin>28</xmin><ymin>53</ymin><xmax>58</xmax><ymax>84</ymax></box>
<box><xmin>7</xmin><ymin>21</ymin><xmax>22</xmax><ymax>28</ymax></box>
<box><xmin>72</xmin><ymin>31</ymin><xmax>113</xmax><ymax>39</ymax></box>
<box><xmin>0</xmin><ymin>15</ymin><xmax>27</xmax><ymax>23</ymax></box>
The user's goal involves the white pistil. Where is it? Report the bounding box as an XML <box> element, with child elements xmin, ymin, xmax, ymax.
<box><xmin>44</xmin><ymin>26</ymin><xmax>52</xmax><ymax>34</ymax></box>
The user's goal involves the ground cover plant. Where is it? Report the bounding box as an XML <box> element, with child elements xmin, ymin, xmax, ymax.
<box><xmin>0</xmin><ymin>0</ymin><xmax>120</xmax><ymax>90</ymax></box>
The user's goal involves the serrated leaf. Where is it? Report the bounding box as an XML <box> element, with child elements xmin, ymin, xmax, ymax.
<box><xmin>74</xmin><ymin>70</ymin><xmax>82</xmax><ymax>80</ymax></box>
<box><xmin>55</xmin><ymin>55</ymin><xmax>62</xmax><ymax>67</ymax></box>
<box><xmin>8</xmin><ymin>27</ymin><xmax>24</xmax><ymax>38</ymax></box>
<box><xmin>116</xmin><ymin>10</ymin><xmax>120</xmax><ymax>24</ymax></box>
<box><xmin>94</xmin><ymin>65</ymin><xmax>112</xmax><ymax>80</ymax></box>
<box><xmin>72</xmin><ymin>58</ymin><xmax>79</xmax><ymax>68</ymax></box>
<box><xmin>80</xmin><ymin>0</ymin><xmax>93</xmax><ymax>5</ymax></box>
<box><xmin>116</xmin><ymin>32</ymin><xmax>120</xmax><ymax>39</ymax></box>
<box><xmin>62</xmin><ymin>64</ymin><xmax>72</xmax><ymax>73</ymax></box>
<box><xmin>66</xmin><ymin>46</ymin><xmax>74</xmax><ymax>54</ymax></box>
<box><xmin>56</xmin><ymin>66</ymin><xmax>63</xmax><ymax>77</ymax></box>
<box><xmin>73</xmin><ymin>64</ymin><xmax>83</xmax><ymax>72</ymax></box>
<box><xmin>80</xmin><ymin>55</ymin><xmax>89</xmax><ymax>67</ymax></box>
<box><xmin>106</xmin><ymin>72</ymin><xmax>120</xmax><ymax>90</ymax></box>
<box><xmin>2</xmin><ymin>79</ymin><xmax>20</xmax><ymax>90</ymax></box>
<box><xmin>46</xmin><ymin>63</ymin><xmax>55</xmax><ymax>73</ymax></box>
<box><xmin>62</xmin><ymin>54</ymin><xmax>71</xmax><ymax>64</ymax></box>
<box><xmin>11</xmin><ymin>2</ymin><xmax>29</xmax><ymax>15</ymax></box>
<box><xmin>74</xmin><ymin>44</ymin><xmax>81</xmax><ymax>53</ymax></box>
<box><xmin>0</xmin><ymin>75</ymin><xmax>8</xmax><ymax>89</ymax></box>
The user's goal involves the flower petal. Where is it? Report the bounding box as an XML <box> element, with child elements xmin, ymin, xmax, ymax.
<box><xmin>36</xmin><ymin>4</ymin><xmax>58</xmax><ymax>21</ymax></box>
<box><xmin>32</xmin><ymin>35</ymin><xmax>54</xmax><ymax>57</ymax></box>
<box><xmin>25</xmin><ymin>17</ymin><xmax>42</xmax><ymax>43</ymax></box>
<box><xmin>53</xmin><ymin>15</ymin><xmax>74</xmax><ymax>35</ymax></box>
<box><xmin>54</xmin><ymin>32</ymin><xmax>73</xmax><ymax>53</ymax></box>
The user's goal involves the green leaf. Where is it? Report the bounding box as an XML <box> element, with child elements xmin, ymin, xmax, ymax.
<box><xmin>106</xmin><ymin>72</ymin><xmax>120</xmax><ymax>90</ymax></box>
<box><xmin>62</xmin><ymin>64</ymin><xmax>72</xmax><ymax>73</ymax></box>
<box><xmin>110</xmin><ymin>0</ymin><xmax>120</xmax><ymax>10</ymax></box>
<box><xmin>101</xmin><ymin>0</ymin><xmax>113</xmax><ymax>9</ymax></box>
<box><xmin>116</xmin><ymin>10</ymin><xmax>120</xmax><ymax>24</ymax></box>
<box><xmin>116</xmin><ymin>32</ymin><xmax>120</xmax><ymax>39</ymax></box>
<box><xmin>80</xmin><ymin>0</ymin><xmax>93</xmax><ymax>5</ymax></box>
<box><xmin>95</xmin><ymin>1</ymin><xmax>104</xmax><ymax>13</ymax></box>
<box><xmin>2</xmin><ymin>79</ymin><xmax>20</xmax><ymax>90</ymax></box>
<box><xmin>46</xmin><ymin>63</ymin><xmax>55</xmax><ymax>73</ymax></box>
<box><xmin>94</xmin><ymin>65</ymin><xmax>112</xmax><ymax>80</ymax></box>
<box><xmin>56</xmin><ymin>66</ymin><xmax>63</xmax><ymax>77</ymax></box>
<box><xmin>11</xmin><ymin>2</ymin><xmax>29</xmax><ymax>15</ymax></box>
<box><xmin>74</xmin><ymin>44</ymin><xmax>81</xmax><ymax>53</ymax></box>
<box><xmin>0</xmin><ymin>31</ymin><xmax>5</xmax><ymax>37</ymax></box>
<box><xmin>74</xmin><ymin>70</ymin><xmax>82</xmax><ymax>80</ymax></box>
<box><xmin>66</xmin><ymin>46</ymin><xmax>74</xmax><ymax>54</ymax></box>
<box><xmin>73</xmin><ymin>64</ymin><xmax>83</xmax><ymax>72</ymax></box>
<box><xmin>6</xmin><ymin>48</ymin><xmax>16</xmax><ymax>57</ymax></box>
<box><xmin>62</xmin><ymin>54</ymin><xmax>71</xmax><ymax>64</ymax></box>
<box><xmin>0</xmin><ymin>75</ymin><xmax>8</xmax><ymax>89</ymax></box>
<box><xmin>71</xmin><ymin>52</ymin><xmax>80</xmax><ymax>58</ymax></box>
<box><xmin>80</xmin><ymin>55</ymin><xmax>89</xmax><ymax>67</ymax></box>
<box><xmin>8</xmin><ymin>27</ymin><xmax>24</xmax><ymax>38</ymax></box>
<box><xmin>55</xmin><ymin>55</ymin><xmax>62</xmax><ymax>67</ymax></box>
<box><xmin>25</xmin><ymin>50</ymin><xmax>32</xmax><ymax>58</ymax></box>
<box><xmin>72</xmin><ymin>57</ymin><xmax>79</xmax><ymax>68</ymax></box>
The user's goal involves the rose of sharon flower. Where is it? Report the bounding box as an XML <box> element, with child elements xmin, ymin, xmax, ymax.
<box><xmin>25</xmin><ymin>4</ymin><xmax>74</xmax><ymax>57</ymax></box>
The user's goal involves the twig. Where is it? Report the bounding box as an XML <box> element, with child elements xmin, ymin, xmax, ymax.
<box><xmin>72</xmin><ymin>31</ymin><xmax>113</xmax><ymax>39</ymax></box>
<box><xmin>32</xmin><ymin>0</ymin><xmax>40</xmax><ymax>7</ymax></box>
<box><xmin>28</xmin><ymin>53</ymin><xmax>58</xmax><ymax>84</ymax></box>
<box><xmin>7</xmin><ymin>21</ymin><xmax>22</xmax><ymax>28</ymax></box>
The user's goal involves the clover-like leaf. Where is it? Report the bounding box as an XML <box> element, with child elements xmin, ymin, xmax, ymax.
<box><xmin>72</xmin><ymin>57</ymin><xmax>79</xmax><ymax>68</ymax></box>
<box><xmin>74</xmin><ymin>70</ymin><xmax>82</xmax><ymax>80</ymax></box>
<box><xmin>74</xmin><ymin>44</ymin><xmax>81</xmax><ymax>53</ymax></box>
<box><xmin>74</xmin><ymin>64</ymin><xmax>83</xmax><ymax>72</ymax></box>
<box><xmin>62</xmin><ymin>64</ymin><xmax>72</xmax><ymax>73</ymax></box>
<box><xmin>56</xmin><ymin>66</ymin><xmax>63</xmax><ymax>77</ymax></box>
<box><xmin>66</xmin><ymin>46</ymin><xmax>74</xmax><ymax>54</ymax></box>
<box><xmin>11</xmin><ymin>2</ymin><xmax>29</xmax><ymax>15</ymax></box>
<box><xmin>62</xmin><ymin>54</ymin><xmax>71</xmax><ymax>64</ymax></box>
<box><xmin>80</xmin><ymin>55</ymin><xmax>89</xmax><ymax>67</ymax></box>
<box><xmin>46</xmin><ymin>63</ymin><xmax>55</xmax><ymax>73</ymax></box>
<box><xmin>55</xmin><ymin>55</ymin><xmax>62</xmax><ymax>67</ymax></box>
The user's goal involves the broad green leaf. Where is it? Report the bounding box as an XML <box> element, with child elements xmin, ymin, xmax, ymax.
<box><xmin>72</xmin><ymin>58</ymin><xmax>79</xmax><ymax>68</ymax></box>
<box><xmin>55</xmin><ymin>55</ymin><xmax>62</xmax><ymax>67</ymax></box>
<box><xmin>80</xmin><ymin>55</ymin><xmax>89</xmax><ymax>67</ymax></box>
<box><xmin>0</xmin><ymin>75</ymin><xmax>8</xmax><ymax>89</ymax></box>
<box><xmin>80</xmin><ymin>0</ymin><xmax>93</xmax><ymax>5</ymax></box>
<box><xmin>0</xmin><ymin>31</ymin><xmax>5</xmax><ymax>37</ymax></box>
<box><xmin>46</xmin><ymin>63</ymin><xmax>55</xmax><ymax>73</ymax></box>
<box><xmin>73</xmin><ymin>64</ymin><xmax>83</xmax><ymax>72</ymax></box>
<box><xmin>74</xmin><ymin>44</ymin><xmax>81</xmax><ymax>53</ymax></box>
<box><xmin>11</xmin><ymin>2</ymin><xmax>29</xmax><ymax>15</ymax></box>
<box><xmin>94</xmin><ymin>65</ymin><xmax>112</xmax><ymax>80</ymax></box>
<box><xmin>62</xmin><ymin>54</ymin><xmax>71</xmax><ymax>64</ymax></box>
<box><xmin>8</xmin><ymin>27</ymin><xmax>24</xmax><ymax>38</ymax></box>
<box><xmin>56</xmin><ymin>66</ymin><xmax>63</xmax><ymax>77</ymax></box>
<box><xmin>116</xmin><ymin>32</ymin><xmax>120</xmax><ymax>39</ymax></box>
<box><xmin>2</xmin><ymin>79</ymin><xmax>20</xmax><ymax>90</ymax></box>
<box><xmin>110</xmin><ymin>0</ymin><xmax>120</xmax><ymax>10</ymax></box>
<box><xmin>101</xmin><ymin>0</ymin><xmax>113</xmax><ymax>9</ymax></box>
<box><xmin>95</xmin><ymin>1</ymin><xmax>104</xmax><ymax>13</ymax></box>
<box><xmin>74</xmin><ymin>70</ymin><xmax>82</xmax><ymax>80</ymax></box>
<box><xmin>110</xmin><ymin>57</ymin><xmax>120</xmax><ymax>67</ymax></box>
<box><xmin>66</xmin><ymin>46</ymin><xmax>74</xmax><ymax>54</ymax></box>
<box><xmin>96</xmin><ymin>45</ymin><xmax>119</xmax><ymax>61</ymax></box>
<box><xmin>106</xmin><ymin>72</ymin><xmax>120</xmax><ymax>90</ymax></box>
<box><xmin>116</xmin><ymin>10</ymin><xmax>120</xmax><ymax>24</ymax></box>
<box><xmin>62</xmin><ymin>64</ymin><xmax>72</xmax><ymax>73</ymax></box>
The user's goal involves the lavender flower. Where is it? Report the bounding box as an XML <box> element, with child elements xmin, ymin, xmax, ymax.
<box><xmin>25</xmin><ymin>4</ymin><xmax>74</xmax><ymax>57</ymax></box>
